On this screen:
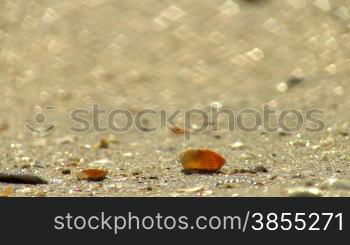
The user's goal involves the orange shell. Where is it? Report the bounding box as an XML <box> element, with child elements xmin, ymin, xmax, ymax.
<box><xmin>77</xmin><ymin>168</ymin><xmax>108</xmax><ymax>181</ymax></box>
<box><xmin>179</xmin><ymin>148</ymin><xmax>226</xmax><ymax>172</ymax></box>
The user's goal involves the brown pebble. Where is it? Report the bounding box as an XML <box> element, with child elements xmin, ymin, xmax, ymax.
<box><xmin>95</xmin><ymin>139</ymin><xmax>109</xmax><ymax>149</ymax></box>
<box><xmin>170</xmin><ymin>126</ymin><xmax>186</xmax><ymax>134</ymax></box>
<box><xmin>179</xmin><ymin>148</ymin><xmax>226</xmax><ymax>172</ymax></box>
<box><xmin>77</xmin><ymin>168</ymin><xmax>108</xmax><ymax>181</ymax></box>
<box><xmin>0</xmin><ymin>122</ymin><xmax>9</xmax><ymax>133</ymax></box>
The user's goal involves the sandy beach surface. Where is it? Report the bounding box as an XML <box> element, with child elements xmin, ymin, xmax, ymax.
<box><xmin>1</xmin><ymin>0</ymin><xmax>350</xmax><ymax>196</ymax></box>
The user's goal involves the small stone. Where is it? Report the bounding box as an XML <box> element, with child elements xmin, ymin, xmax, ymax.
<box><xmin>179</xmin><ymin>148</ymin><xmax>226</xmax><ymax>172</ymax></box>
<box><xmin>77</xmin><ymin>169</ymin><xmax>108</xmax><ymax>181</ymax></box>
<box><xmin>287</xmin><ymin>76</ymin><xmax>304</xmax><ymax>88</ymax></box>
<box><xmin>0</xmin><ymin>122</ymin><xmax>9</xmax><ymax>133</ymax></box>
<box><xmin>254</xmin><ymin>165</ymin><xmax>269</xmax><ymax>173</ymax></box>
<box><xmin>132</xmin><ymin>171</ymin><xmax>141</xmax><ymax>176</ymax></box>
<box><xmin>94</xmin><ymin>139</ymin><xmax>109</xmax><ymax>149</ymax></box>
<box><xmin>61</xmin><ymin>169</ymin><xmax>71</xmax><ymax>175</ymax></box>
<box><xmin>278</xmin><ymin>128</ymin><xmax>292</xmax><ymax>136</ymax></box>
<box><xmin>170</xmin><ymin>126</ymin><xmax>185</xmax><ymax>134</ymax></box>
<box><xmin>231</xmin><ymin>168</ymin><xmax>256</xmax><ymax>174</ymax></box>
<box><xmin>149</xmin><ymin>176</ymin><xmax>159</xmax><ymax>180</ymax></box>
<box><xmin>320</xmin><ymin>178</ymin><xmax>350</xmax><ymax>190</ymax></box>
<box><xmin>229</xmin><ymin>141</ymin><xmax>248</xmax><ymax>150</ymax></box>
<box><xmin>0</xmin><ymin>171</ymin><xmax>48</xmax><ymax>185</ymax></box>
<box><xmin>321</xmin><ymin>152</ymin><xmax>329</xmax><ymax>161</ymax></box>
<box><xmin>287</xmin><ymin>187</ymin><xmax>323</xmax><ymax>197</ymax></box>
<box><xmin>231</xmin><ymin>165</ymin><xmax>268</xmax><ymax>175</ymax></box>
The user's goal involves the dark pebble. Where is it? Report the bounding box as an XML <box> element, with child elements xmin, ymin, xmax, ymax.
<box><xmin>287</xmin><ymin>76</ymin><xmax>304</xmax><ymax>88</ymax></box>
<box><xmin>0</xmin><ymin>171</ymin><xmax>48</xmax><ymax>184</ymax></box>
<box><xmin>149</xmin><ymin>176</ymin><xmax>159</xmax><ymax>180</ymax></box>
<box><xmin>61</xmin><ymin>169</ymin><xmax>71</xmax><ymax>175</ymax></box>
<box><xmin>254</xmin><ymin>165</ymin><xmax>269</xmax><ymax>173</ymax></box>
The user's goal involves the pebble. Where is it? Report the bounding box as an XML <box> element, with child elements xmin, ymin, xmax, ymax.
<box><xmin>229</xmin><ymin>141</ymin><xmax>248</xmax><ymax>150</ymax></box>
<box><xmin>94</xmin><ymin>139</ymin><xmax>110</xmax><ymax>149</ymax></box>
<box><xmin>0</xmin><ymin>122</ymin><xmax>9</xmax><ymax>133</ymax></box>
<box><xmin>179</xmin><ymin>148</ymin><xmax>226</xmax><ymax>172</ymax></box>
<box><xmin>61</xmin><ymin>169</ymin><xmax>71</xmax><ymax>175</ymax></box>
<box><xmin>0</xmin><ymin>171</ymin><xmax>48</xmax><ymax>185</ymax></box>
<box><xmin>320</xmin><ymin>178</ymin><xmax>350</xmax><ymax>190</ymax></box>
<box><xmin>170</xmin><ymin>126</ymin><xmax>186</xmax><ymax>134</ymax></box>
<box><xmin>287</xmin><ymin>187</ymin><xmax>322</xmax><ymax>197</ymax></box>
<box><xmin>231</xmin><ymin>165</ymin><xmax>268</xmax><ymax>175</ymax></box>
<box><xmin>76</xmin><ymin>168</ymin><xmax>108</xmax><ymax>181</ymax></box>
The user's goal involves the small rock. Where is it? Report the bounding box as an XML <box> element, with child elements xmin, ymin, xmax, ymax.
<box><xmin>320</xmin><ymin>178</ymin><xmax>350</xmax><ymax>190</ymax></box>
<box><xmin>231</xmin><ymin>168</ymin><xmax>256</xmax><ymax>174</ymax></box>
<box><xmin>0</xmin><ymin>122</ymin><xmax>9</xmax><ymax>133</ymax></box>
<box><xmin>286</xmin><ymin>76</ymin><xmax>304</xmax><ymax>88</ymax></box>
<box><xmin>287</xmin><ymin>187</ymin><xmax>322</xmax><ymax>197</ymax></box>
<box><xmin>179</xmin><ymin>148</ymin><xmax>226</xmax><ymax>172</ymax></box>
<box><xmin>231</xmin><ymin>165</ymin><xmax>268</xmax><ymax>175</ymax></box>
<box><xmin>61</xmin><ymin>169</ymin><xmax>71</xmax><ymax>175</ymax></box>
<box><xmin>94</xmin><ymin>139</ymin><xmax>109</xmax><ymax>149</ymax></box>
<box><xmin>0</xmin><ymin>171</ymin><xmax>48</xmax><ymax>185</ymax></box>
<box><xmin>254</xmin><ymin>165</ymin><xmax>269</xmax><ymax>173</ymax></box>
<box><xmin>278</xmin><ymin>128</ymin><xmax>292</xmax><ymax>136</ymax></box>
<box><xmin>170</xmin><ymin>126</ymin><xmax>186</xmax><ymax>135</ymax></box>
<box><xmin>321</xmin><ymin>152</ymin><xmax>329</xmax><ymax>161</ymax></box>
<box><xmin>76</xmin><ymin>168</ymin><xmax>108</xmax><ymax>181</ymax></box>
<box><xmin>149</xmin><ymin>176</ymin><xmax>159</xmax><ymax>180</ymax></box>
<box><xmin>229</xmin><ymin>141</ymin><xmax>248</xmax><ymax>150</ymax></box>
